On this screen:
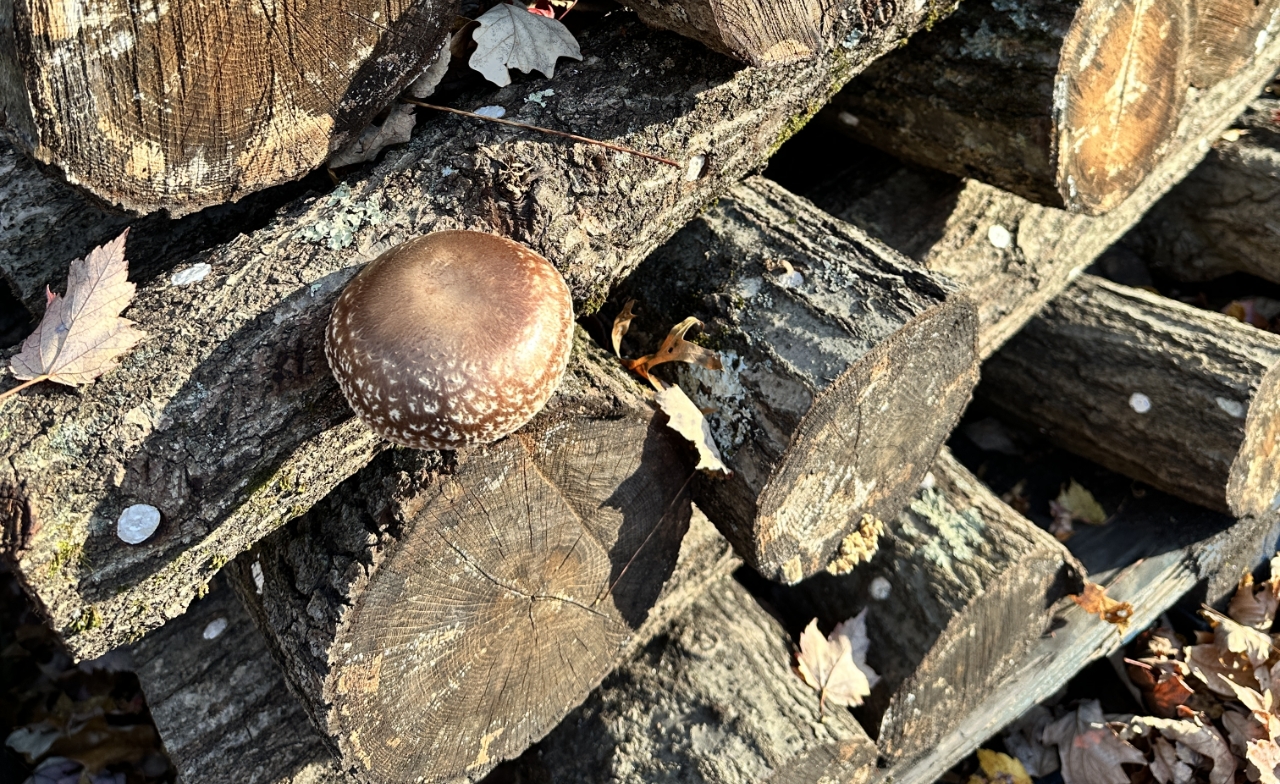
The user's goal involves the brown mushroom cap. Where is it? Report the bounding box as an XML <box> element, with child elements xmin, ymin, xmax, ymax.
<box><xmin>325</xmin><ymin>231</ymin><xmax>574</xmax><ymax>450</ymax></box>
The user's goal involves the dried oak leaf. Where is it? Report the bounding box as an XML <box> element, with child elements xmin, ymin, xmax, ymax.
<box><xmin>469</xmin><ymin>2</ymin><xmax>582</xmax><ymax>87</ymax></box>
<box><xmin>654</xmin><ymin>383</ymin><xmax>730</xmax><ymax>476</ymax></box>
<box><xmin>624</xmin><ymin>317</ymin><xmax>722</xmax><ymax>381</ymax></box>
<box><xmin>1072</xmin><ymin>582</ymin><xmax>1133</xmax><ymax>631</ymax></box>
<box><xmin>795</xmin><ymin>613</ymin><xmax>877</xmax><ymax>714</ymax></box>
<box><xmin>7</xmin><ymin>230</ymin><xmax>144</xmax><ymax>392</ymax></box>
<box><xmin>1042</xmin><ymin>701</ymin><xmax>1146</xmax><ymax>784</ymax></box>
<box><xmin>1204</xmin><ymin>606</ymin><xmax>1272</xmax><ymax>669</ymax></box>
<box><xmin>1049</xmin><ymin>480</ymin><xmax>1107</xmax><ymax>534</ymax></box>
<box><xmin>611</xmin><ymin>299</ymin><xmax>638</xmax><ymax>358</ymax></box>
<box><xmin>965</xmin><ymin>749</ymin><xmax>1032</xmax><ymax>784</ymax></box>
<box><xmin>1228</xmin><ymin>557</ymin><xmax>1280</xmax><ymax>631</ymax></box>
<box><xmin>1128</xmin><ymin>715</ymin><xmax>1236</xmax><ymax>784</ymax></box>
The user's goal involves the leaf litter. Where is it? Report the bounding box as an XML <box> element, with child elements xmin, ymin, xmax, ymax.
<box><xmin>794</xmin><ymin>610</ymin><xmax>880</xmax><ymax>716</ymax></box>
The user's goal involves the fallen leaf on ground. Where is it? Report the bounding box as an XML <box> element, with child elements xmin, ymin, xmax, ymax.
<box><xmin>795</xmin><ymin>615</ymin><xmax>874</xmax><ymax>714</ymax></box>
<box><xmin>1042</xmin><ymin>700</ymin><xmax>1146</xmax><ymax>784</ymax></box>
<box><xmin>1003</xmin><ymin>705</ymin><xmax>1059</xmax><ymax>777</ymax></box>
<box><xmin>1072</xmin><ymin>582</ymin><xmax>1133</xmax><ymax>631</ymax></box>
<box><xmin>966</xmin><ymin>748</ymin><xmax>1031</xmax><ymax>784</ymax></box>
<box><xmin>330</xmin><ymin>104</ymin><xmax>417</xmax><ymax>167</ymax></box>
<box><xmin>5</xmin><ymin>230</ymin><xmax>144</xmax><ymax>398</ymax></box>
<box><xmin>1204</xmin><ymin>606</ymin><xmax>1272</xmax><ymax>668</ymax></box>
<box><xmin>624</xmin><ymin>317</ymin><xmax>722</xmax><ymax>381</ymax></box>
<box><xmin>1050</xmin><ymin>480</ymin><xmax>1107</xmax><ymax>537</ymax></box>
<box><xmin>1128</xmin><ymin>715</ymin><xmax>1236</xmax><ymax>784</ymax></box>
<box><xmin>469</xmin><ymin>2</ymin><xmax>582</xmax><ymax>87</ymax></box>
<box><xmin>612</xmin><ymin>300</ymin><xmax>637</xmax><ymax>357</ymax></box>
<box><xmin>654</xmin><ymin>384</ymin><xmax>731</xmax><ymax>476</ymax></box>
<box><xmin>831</xmin><ymin>608</ymin><xmax>880</xmax><ymax>691</ymax></box>
<box><xmin>1229</xmin><ymin>567</ymin><xmax>1280</xmax><ymax>631</ymax></box>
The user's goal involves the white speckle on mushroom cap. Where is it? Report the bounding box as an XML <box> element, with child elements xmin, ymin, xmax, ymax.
<box><xmin>326</xmin><ymin>231</ymin><xmax>575</xmax><ymax>450</ymax></box>
<box><xmin>117</xmin><ymin>504</ymin><xmax>161</xmax><ymax>544</ymax></box>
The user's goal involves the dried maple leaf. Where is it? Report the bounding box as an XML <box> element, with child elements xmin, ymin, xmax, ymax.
<box><xmin>795</xmin><ymin>616</ymin><xmax>874</xmax><ymax>715</ymax></box>
<box><xmin>1229</xmin><ymin>568</ymin><xmax>1280</xmax><ymax>631</ymax></box>
<box><xmin>624</xmin><ymin>317</ymin><xmax>722</xmax><ymax>381</ymax></box>
<box><xmin>611</xmin><ymin>299</ymin><xmax>638</xmax><ymax>358</ymax></box>
<box><xmin>1204</xmin><ymin>606</ymin><xmax>1272</xmax><ymax>669</ymax></box>
<box><xmin>1128</xmin><ymin>715</ymin><xmax>1236</xmax><ymax>784</ymax></box>
<box><xmin>831</xmin><ymin>608</ymin><xmax>880</xmax><ymax>690</ymax></box>
<box><xmin>1072</xmin><ymin>582</ymin><xmax>1133</xmax><ymax>631</ymax></box>
<box><xmin>3</xmin><ymin>230</ymin><xmax>144</xmax><ymax>403</ymax></box>
<box><xmin>965</xmin><ymin>749</ymin><xmax>1032</xmax><ymax>784</ymax></box>
<box><xmin>1042</xmin><ymin>701</ymin><xmax>1146</xmax><ymax>784</ymax></box>
<box><xmin>654</xmin><ymin>383</ymin><xmax>731</xmax><ymax>476</ymax></box>
<box><xmin>1128</xmin><ymin>658</ymin><xmax>1194</xmax><ymax>718</ymax></box>
<box><xmin>469</xmin><ymin>2</ymin><xmax>582</xmax><ymax>87</ymax></box>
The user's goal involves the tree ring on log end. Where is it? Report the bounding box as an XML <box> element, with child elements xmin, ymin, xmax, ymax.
<box><xmin>1056</xmin><ymin>0</ymin><xmax>1189</xmax><ymax>215</ymax></box>
<box><xmin>752</xmin><ymin>298</ymin><xmax>979</xmax><ymax>584</ymax></box>
<box><xmin>322</xmin><ymin>412</ymin><xmax>691</xmax><ymax>783</ymax></box>
<box><xmin>1229</xmin><ymin>364</ymin><xmax>1280</xmax><ymax>517</ymax></box>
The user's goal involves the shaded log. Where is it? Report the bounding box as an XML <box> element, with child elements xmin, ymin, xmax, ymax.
<box><xmin>978</xmin><ymin>274</ymin><xmax>1280</xmax><ymax>518</ymax></box>
<box><xmin>830</xmin><ymin>0</ymin><xmax>1195</xmax><ymax>214</ymax></box>
<box><xmin>0</xmin><ymin>0</ymin><xmax>454</xmax><ymax>215</ymax></box>
<box><xmin>126</xmin><ymin>578</ymin><xmax>352</xmax><ymax>784</ymax></box>
<box><xmin>1123</xmin><ymin>87</ymin><xmax>1280</xmax><ymax>283</ymax></box>
<box><xmin>1190</xmin><ymin>0</ymin><xmax>1280</xmax><ymax>88</ymax></box>
<box><xmin>628</xmin><ymin>0</ymin><xmax>826</xmax><ymax>66</ymax></box>
<box><xmin>789</xmin><ymin>18</ymin><xmax>1280</xmax><ymax>358</ymax></box>
<box><xmin>617</xmin><ymin>176</ymin><xmax>978</xmax><ymax>584</ymax></box>
<box><xmin>500</xmin><ymin>573</ymin><xmax>877</xmax><ymax>784</ymax></box>
<box><xmin>0</xmin><ymin>0</ymin><xmax>963</xmax><ymax>661</ymax></box>
<box><xmin>757</xmin><ymin>448</ymin><xmax>1083</xmax><ymax>761</ymax></box>
<box><xmin>225</xmin><ymin>333</ymin><xmax>715</xmax><ymax>784</ymax></box>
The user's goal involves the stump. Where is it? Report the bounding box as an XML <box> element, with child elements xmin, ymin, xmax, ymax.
<box><xmin>829</xmin><ymin>0</ymin><xmax>1192</xmax><ymax>214</ymax></box>
<box><xmin>0</xmin><ymin>0</ymin><xmax>455</xmax><ymax>215</ymax></box>
<box><xmin>617</xmin><ymin>176</ymin><xmax>978</xmax><ymax>584</ymax></box>
<box><xmin>978</xmin><ymin>274</ymin><xmax>1280</xmax><ymax>518</ymax></box>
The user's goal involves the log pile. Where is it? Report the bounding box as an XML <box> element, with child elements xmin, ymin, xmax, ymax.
<box><xmin>2</xmin><ymin>0</ymin><xmax>1280</xmax><ymax>781</ymax></box>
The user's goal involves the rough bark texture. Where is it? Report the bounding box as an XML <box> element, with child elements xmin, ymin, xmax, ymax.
<box><xmin>795</xmin><ymin>20</ymin><xmax>1280</xmax><ymax>358</ymax></box>
<box><xmin>979</xmin><ymin>274</ymin><xmax>1280</xmax><ymax>518</ymax></box>
<box><xmin>126</xmin><ymin>578</ymin><xmax>352</xmax><ymax>784</ymax></box>
<box><xmin>499</xmin><ymin>573</ymin><xmax>877</xmax><ymax>784</ymax></box>
<box><xmin>224</xmin><ymin>333</ymin><xmax>715</xmax><ymax>784</ymax></box>
<box><xmin>1123</xmin><ymin>87</ymin><xmax>1280</xmax><ymax>283</ymax></box>
<box><xmin>0</xmin><ymin>0</ymin><xmax>964</xmax><ymax>661</ymax></box>
<box><xmin>755</xmin><ymin>448</ymin><xmax>1083</xmax><ymax>761</ymax></box>
<box><xmin>828</xmin><ymin>0</ymin><xmax>1193</xmax><ymax>214</ymax></box>
<box><xmin>1190</xmin><ymin>0</ymin><xmax>1280</xmax><ymax>88</ymax></box>
<box><xmin>628</xmin><ymin>0</ymin><xmax>828</xmax><ymax>66</ymax></box>
<box><xmin>616</xmin><ymin>176</ymin><xmax>978</xmax><ymax>584</ymax></box>
<box><xmin>0</xmin><ymin>0</ymin><xmax>454</xmax><ymax>215</ymax></box>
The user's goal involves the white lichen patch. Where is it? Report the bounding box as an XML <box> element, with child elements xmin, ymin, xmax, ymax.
<box><xmin>299</xmin><ymin>184</ymin><xmax>387</xmax><ymax>250</ymax></box>
<box><xmin>1216</xmin><ymin>396</ymin><xmax>1245</xmax><ymax>419</ymax></box>
<box><xmin>1129</xmin><ymin>392</ymin><xmax>1152</xmax><ymax>413</ymax></box>
<box><xmin>869</xmin><ymin>576</ymin><xmax>892</xmax><ymax>600</ymax></box>
<box><xmin>987</xmin><ymin>224</ymin><xmax>1012</xmax><ymax>249</ymax></box>
<box><xmin>117</xmin><ymin>504</ymin><xmax>161</xmax><ymax>544</ymax></box>
<box><xmin>171</xmin><ymin>263</ymin><xmax>212</xmax><ymax>286</ymax></box>
<box><xmin>202</xmin><ymin>617</ymin><xmax>228</xmax><ymax>640</ymax></box>
<box><xmin>678</xmin><ymin>351</ymin><xmax>750</xmax><ymax>453</ymax></box>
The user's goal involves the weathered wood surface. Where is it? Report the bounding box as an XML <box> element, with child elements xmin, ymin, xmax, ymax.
<box><xmin>828</xmin><ymin>0</ymin><xmax>1194</xmax><ymax>214</ymax></box>
<box><xmin>795</xmin><ymin>20</ymin><xmax>1280</xmax><ymax>358</ymax></box>
<box><xmin>979</xmin><ymin>274</ymin><xmax>1280</xmax><ymax>518</ymax></box>
<box><xmin>1191</xmin><ymin>1</ymin><xmax>1280</xmax><ymax>88</ymax></box>
<box><xmin>499</xmin><ymin>572</ymin><xmax>877</xmax><ymax>784</ymax></box>
<box><xmin>0</xmin><ymin>0</ymin><xmax>963</xmax><ymax>660</ymax></box>
<box><xmin>628</xmin><ymin>0</ymin><xmax>828</xmax><ymax>66</ymax></box>
<box><xmin>225</xmin><ymin>331</ymin><xmax>747</xmax><ymax>783</ymax></box>
<box><xmin>0</xmin><ymin>0</ymin><xmax>454</xmax><ymax>215</ymax></box>
<box><xmin>126</xmin><ymin>578</ymin><xmax>351</xmax><ymax>784</ymax></box>
<box><xmin>616</xmin><ymin>176</ymin><xmax>977</xmax><ymax>584</ymax></box>
<box><xmin>1124</xmin><ymin>85</ymin><xmax>1280</xmax><ymax>283</ymax></box>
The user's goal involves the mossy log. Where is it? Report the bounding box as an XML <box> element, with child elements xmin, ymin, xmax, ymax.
<box><xmin>0</xmin><ymin>0</ymin><xmax>455</xmax><ymax>215</ymax></box>
<box><xmin>1123</xmin><ymin>86</ymin><xmax>1280</xmax><ymax>283</ymax></box>
<box><xmin>0</xmin><ymin>0</ymin><xmax>962</xmax><ymax>660</ymax></box>
<box><xmin>978</xmin><ymin>274</ymin><xmax>1280</xmax><ymax>518</ymax></box>
<box><xmin>830</xmin><ymin>0</ymin><xmax>1200</xmax><ymax>214</ymax></box>
<box><xmin>617</xmin><ymin>176</ymin><xmax>977</xmax><ymax>584</ymax></box>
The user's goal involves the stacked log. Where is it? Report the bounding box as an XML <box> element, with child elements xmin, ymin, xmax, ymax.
<box><xmin>616</xmin><ymin>176</ymin><xmax>979</xmax><ymax>583</ymax></box>
<box><xmin>978</xmin><ymin>274</ymin><xmax>1280</xmax><ymax>518</ymax></box>
<box><xmin>0</xmin><ymin>0</ymin><xmax>967</xmax><ymax>661</ymax></box>
<box><xmin>1123</xmin><ymin>85</ymin><xmax>1280</xmax><ymax>283</ymax></box>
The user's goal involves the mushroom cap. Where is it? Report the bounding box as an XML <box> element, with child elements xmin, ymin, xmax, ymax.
<box><xmin>325</xmin><ymin>231</ymin><xmax>574</xmax><ymax>450</ymax></box>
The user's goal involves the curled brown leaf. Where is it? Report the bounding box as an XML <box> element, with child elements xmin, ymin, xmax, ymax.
<box><xmin>623</xmin><ymin>317</ymin><xmax>722</xmax><ymax>381</ymax></box>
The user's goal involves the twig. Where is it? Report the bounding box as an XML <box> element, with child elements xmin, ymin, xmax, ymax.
<box><xmin>0</xmin><ymin>376</ymin><xmax>48</xmax><ymax>406</ymax></box>
<box><xmin>403</xmin><ymin>98</ymin><xmax>681</xmax><ymax>167</ymax></box>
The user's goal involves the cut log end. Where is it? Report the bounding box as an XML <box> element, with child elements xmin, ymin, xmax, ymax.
<box><xmin>629</xmin><ymin>0</ymin><xmax>828</xmax><ymax>67</ymax></box>
<box><xmin>1231</xmin><ymin>364</ymin><xmax>1280</xmax><ymax>517</ymax></box>
<box><xmin>1057</xmin><ymin>0</ymin><xmax>1189</xmax><ymax>214</ymax></box>
<box><xmin>756</xmin><ymin>297</ymin><xmax>979</xmax><ymax>583</ymax></box>
<box><xmin>1190</xmin><ymin>0</ymin><xmax>1280</xmax><ymax>88</ymax></box>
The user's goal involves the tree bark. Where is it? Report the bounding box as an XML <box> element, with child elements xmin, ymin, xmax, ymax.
<box><xmin>617</xmin><ymin>176</ymin><xmax>978</xmax><ymax>584</ymax></box>
<box><xmin>1190</xmin><ymin>0</ymin><xmax>1280</xmax><ymax>88</ymax></box>
<box><xmin>628</xmin><ymin>0</ymin><xmax>829</xmax><ymax>66</ymax></box>
<box><xmin>829</xmin><ymin>0</ymin><xmax>1196</xmax><ymax>215</ymax></box>
<box><xmin>0</xmin><ymin>0</ymin><xmax>963</xmax><ymax>661</ymax></box>
<box><xmin>499</xmin><ymin>572</ymin><xmax>877</xmax><ymax>784</ymax></box>
<box><xmin>977</xmin><ymin>274</ymin><xmax>1280</xmax><ymax>518</ymax></box>
<box><xmin>795</xmin><ymin>19</ymin><xmax>1280</xmax><ymax>358</ymax></box>
<box><xmin>0</xmin><ymin>0</ymin><xmax>455</xmax><ymax>216</ymax></box>
<box><xmin>1123</xmin><ymin>87</ymin><xmax>1280</xmax><ymax>283</ymax></box>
